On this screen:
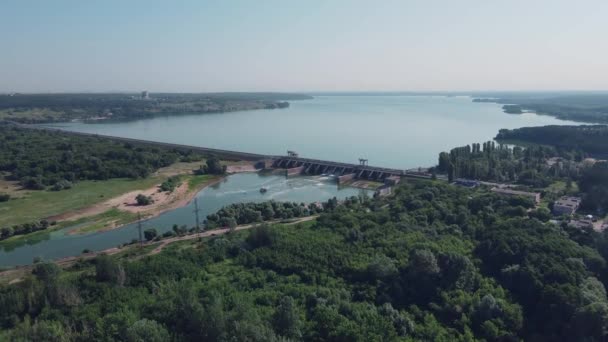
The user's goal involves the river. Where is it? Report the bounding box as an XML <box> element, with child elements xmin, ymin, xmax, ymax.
<box><xmin>0</xmin><ymin>173</ymin><xmax>366</xmax><ymax>267</ymax></box>
<box><xmin>1</xmin><ymin>95</ymin><xmax>579</xmax><ymax>267</ymax></box>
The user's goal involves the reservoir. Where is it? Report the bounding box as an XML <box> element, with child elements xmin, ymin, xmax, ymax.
<box><xmin>49</xmin><ymin>95</ymin><xmax>580</xmax><ymax>169</ymax></box>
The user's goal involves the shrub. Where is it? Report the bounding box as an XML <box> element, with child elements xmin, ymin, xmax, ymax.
<box><xmin>135</xmin><ymin>194</ymin><xmax>154</xmax><ymax>206</ymax></box>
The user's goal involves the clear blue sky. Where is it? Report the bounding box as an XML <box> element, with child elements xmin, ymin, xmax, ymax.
<box><xmin>1</xmin><ymin>0</ymin><xmax>607</xmax><ymax>92</ymax></box>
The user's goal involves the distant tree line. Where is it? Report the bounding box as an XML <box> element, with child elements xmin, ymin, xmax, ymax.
<box><xmin>496</xmin><ymin>125</ymin><xmax>608</xmax><ymax>157</ymax></box>
<box><xmin>0</xmin><ymin>126</ymin><xmax>203</xmax><ymax>191</ymax></box>
<box><xmin>473</xmin><ymin>93</ymin><xmax>608</xmax><ymax>123</ymax></box>
<box><xmin>0</xmin><ymin>92</ymin><xmax>310</xmax><ymax>123</ymax></box>
<box><xmin>436</xmin><ymin>140</ymin><xmax>581</xmax><ymax>187</ymax></box>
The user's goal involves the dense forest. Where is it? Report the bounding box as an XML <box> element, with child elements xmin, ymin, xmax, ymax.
<box><xmin>1</xmin><ymin>181</ymin><xmax>608</xmax><ymax>341</ymax></box>
<box><xmin>495</xmin><ymin>125</ymin><xmax>608</xmax><ymax>157</ymax></box>
<box><xmin>473</xmin><ymin>93</ymin><xmax>608</xmax><ymax>123</ymax></box>
<box><xmin>0</xmin><ymin>92</ymin><xmax>312</xmax><ymax>123</ymax></box>
<box><xmin>0</xmin><ymin>126</ymin><xmax>203</xmax><ymax>191</ymax></box>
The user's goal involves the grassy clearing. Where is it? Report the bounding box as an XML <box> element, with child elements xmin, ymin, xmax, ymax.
<box><xmin>0</xmin><ymin>177</ymin><xmax>160</xmax><ymax>227</ymax></box>
<box><xmin>547</xmin><ymin>180</ymin><xmax>579</xmax><ymax>194</ymax></box>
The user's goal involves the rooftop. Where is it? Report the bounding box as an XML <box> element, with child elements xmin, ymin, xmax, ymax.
<box><xmin>554</xmin><ymin>196</ymin><xmax>582</xmax><ymax>208</ymax></box>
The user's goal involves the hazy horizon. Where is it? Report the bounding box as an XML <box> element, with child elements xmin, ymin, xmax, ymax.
<box><xmin>2</xmin><ymin>0</ymin><xmax>607</xmax><ymax>93</ymax></box>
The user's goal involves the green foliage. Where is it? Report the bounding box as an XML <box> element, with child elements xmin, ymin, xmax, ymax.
<box><xmin>135</xmin><ymin>194</ymin><xmax>154</xmax><ymax>206</ymax></box>
<box><xmin>95</xmin><ymin>254</ymin><xmax>125</xmax><ymax>285</ymax></box>
<box><xmin>496</xmin><ymin>125</ymin><xmax>608</xmax><ymax>156</ymax></box>
<box><xmin>579</xmin><ymin>161</ymin><xmax>608</xmax><ymax>214</ymax></box>
<box><xmin>206</xmin><ymin>200</ymin><xmax>315</xmax><ymax>228</ymax></box>
<box><xmin>0</xmin><ymin>193</ymin><xmax>9</xmax><ymax>202</ymax></box>
<box><xmin>0</xmin><ymin>220</ymin><xmax>50</xmax><ymax>241</ymax></box>
<box><xmin>159</xmin><ymin>175</ymin><xmax>181</xmax><ymax>192</ymax></box>
<box><xmin>144</xmin><ymin>228</ymin><xmax>158</xmax><ymax>241</ymax></box>
<box><xmin>437</xmin><ymin>140</ymin><xmax>576</xmax><ymax>186</ymax></box>
<box><xmin>126</xmin><ymin>319</ymin><xmax>171</xmax><ymax>342</ymax></box>
<box><xmin>51</xmin><ymin>179</ymin><xmax>73</xmax><ymax>191</ymax></box>
<box><xmin>1</xmin><ymin>181</ymin><xmax>607</xmax><ymax>341</ymax></box>
<box><xmin>0</xmin><ymin>126</ymin><xmax>200</xmax><ymax>190</ymax></box>
<box><xmin>32</xmin><ymin>262</ymin><xmax>61</xmax><ymax>281</ymax></box>
<box><xmin>195</xmin><ymin>156</ymin><xmax>227</xmax><ymax>175</ymax></box>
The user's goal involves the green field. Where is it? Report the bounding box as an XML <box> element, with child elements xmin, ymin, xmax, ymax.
<box><xmin>0</xmin><ymin>177</ymin><xmax>161</xmax><ymax>227</ymax></box>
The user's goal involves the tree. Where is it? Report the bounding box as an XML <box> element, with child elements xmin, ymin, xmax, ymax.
<box><xmin>135</xmin><ymin>194</ymin><xmax>154</xmax><ymax>206</ymax></box>
<box><xmin>32</xmin><ymin>262</ymin><xmax>61</xmax><ymax>282</ymax></box>
<box><xmin>126</xmin><ymin>319</ymin><xmax>170</xmax><ymax>342</ymax></box>
<box><xmin>144</xmin><ymin>228</ymin><xmax>158</xmax><ymax>241</ymax></box>
<box><xmin>410</xmin><ymin>249</ymin><xmax>440</xmax><ymax>275</ymax></box>
<box><xmin>438</xmin><ymin>152</ymin><xmax>451</xmax><ymax>173</ymax></box>
<box><xmin>273</xmin><ymin>296</ymin><xmax>302</xmax><ymax>339</ymax></box>
<box><xmin>201</xmin><ymin>155</ymin><xmax>227</xmax><ymax>175</ymax></box>
<box><xmin>246</xmin><ymin>224</ymin><xmax>276</xmax><ymax>248</ymax></box>
<box><xmin>367</xmin><ymin>255</ymin><xmax>398</xmax><ymax>280</ymax></box>
<box><xmin>95</xmin><ymin>255</ymin><xmax>125</xmax><ymax>285</ymax></box>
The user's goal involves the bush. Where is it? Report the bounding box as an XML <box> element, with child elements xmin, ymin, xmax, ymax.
<box><xmin>144</xmin><ymin>228</ymin><xmax>158</xmax><ymax>241</ymax></box>
<box><xmin>51</xmin><ymin>179</ymin><xmax>73</xmax><ymax>191</ymax></box>
<box><xmin>135</xmin><ymin>194</ymin><xmax>154</xmax><ymax>206</ymax></box>
<box><xmin>0</xmin><ymin>193</ymin><xmax>10</xmax><ymax>202</ymax></box>
<box><xmin>159</xmin><ymin>176</ymin><xmax>181</xmax><ymax>192</ymax></box>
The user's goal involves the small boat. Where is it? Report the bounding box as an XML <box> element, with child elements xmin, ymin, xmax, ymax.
<box><xmin>259</xmin><ymin>187</ymin><xmax>268</xmax><ymax>193</ymax></box>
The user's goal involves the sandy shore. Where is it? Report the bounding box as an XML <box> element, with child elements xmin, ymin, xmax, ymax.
<box><xmin>62</xmin><ymin>176</ymin><xmax>224</xmax><ymax>235</ymax></box>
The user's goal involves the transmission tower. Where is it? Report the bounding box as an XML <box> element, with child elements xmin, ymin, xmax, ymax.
<box><xmin>193</xmin><ymin>197</ymin><xmax>201</xmax><ymax>233</ymax></box>
<box><xmin>137</xmin><ymin>212</ymin><xmax>143</xmax><ymax>247</ymax></box>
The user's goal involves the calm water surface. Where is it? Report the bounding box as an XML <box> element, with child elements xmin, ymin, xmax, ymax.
<box><xmin>49</xmin><ymin>95</ymin><xmax>579</xmax><ymax>168</ymax></box>
<box><xmin>0</xmin><ymin>173</ymin><xmax>366</xmax><ymax>267</ymax></box>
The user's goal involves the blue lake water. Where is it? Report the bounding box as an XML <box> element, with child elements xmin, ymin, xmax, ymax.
<box><xmin>48</xmin><ymin>95</ymin><xmax>579</xmax><ymax>169</ymax></box>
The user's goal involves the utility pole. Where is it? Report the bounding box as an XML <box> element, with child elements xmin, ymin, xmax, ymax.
<box><xmin>193</xmin><ymin>197</ymin><xmax>201</xmax><ymax>234</ymax></box>
<box><xmin>137</xmin><ymin>212</ymin><xmax>143</xmax><ymax>247</ymax></box>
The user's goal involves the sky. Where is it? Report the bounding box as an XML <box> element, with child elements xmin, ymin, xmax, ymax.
<box><xmin>1</xmin><ymin>0</ymin><xmax>607</xmax><ymax>93</ymax></box>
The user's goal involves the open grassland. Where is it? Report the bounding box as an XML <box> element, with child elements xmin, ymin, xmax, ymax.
<box><xmin>0</xmin><ymin>161</ymin><xmax>216</xmax><ymax>228</ymax></box>
<box><xmin>0</xmin><ymin>177</ymin><xmax>161</xmax><ymax>227</ymax></box>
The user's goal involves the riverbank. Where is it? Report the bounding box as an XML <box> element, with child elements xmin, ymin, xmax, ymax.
<box><xmin>0</xmin><ymin>160</ymin><xmax>250</xmax><ymax>244</ymax></box>
<box><xmin>63</xmin><ymin>174</ymin><xmax>223</xmax><ymax>235</ymax></box>
<box><xmin>0</xmin><ymin>215</ymin><xmax>318</xmax><ymax>285</ymax></box>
